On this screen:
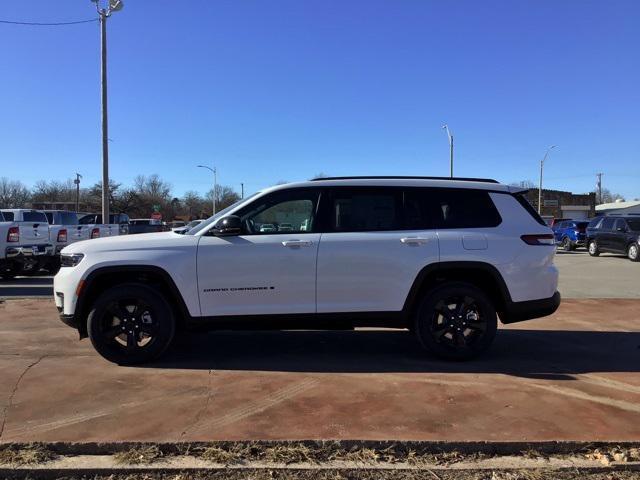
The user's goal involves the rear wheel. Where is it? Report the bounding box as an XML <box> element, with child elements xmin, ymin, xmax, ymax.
<box><xmin>561</xmin><ymin>237</ymin><xmax>574</xmax><ymax>252</ymax></box>
<box><xmin>628</xmin><ymin>242</ymin><xmax>640</xmax><ymax>262</ymax></box>
<box><xmin>87</xmin><ymin>283</ymin><xmax>176</xmax><ymax>365</ymax></box>
<box><xmin>414</xmin><ymin>282</ymin><xmax>497</xmax><ymax>360</ymax></box>
<box><xmin>587</xmin><ymin>240</ymin><xmax>600</xmax><ymax>257</ymax></box>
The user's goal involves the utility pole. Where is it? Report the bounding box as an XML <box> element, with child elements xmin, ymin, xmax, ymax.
<box><xmin>596</xmin><ymin>173</ymin><xmax>603</xmax><ymax>204</ymax></box>
<box><xmin>197</xmin><ymin>165</ymin><xmax>217</xmax><ymax>215</ymax></box>
<box><xmin>442</xmin><ymin>124</ymin><xmax>454</xmax><ymax>178</ymax></box>
<box><xmin>241</xmin><ymin>183</ymin><xmax>244</xmax><ymax>199</ymax></box>
<box><xmin>538</xmin><ymin>145</ymin><xmax>557</xmax><ymax>214</ymax></box>
<box><xmin>92</xmin><ymin>0</ymin><xmax>123</xmax><ymax>223</ymax></box>
<box><xmin>74</xmin><ymin>173</ymin><xmax>83</xmax><ymax>212</ymax></box>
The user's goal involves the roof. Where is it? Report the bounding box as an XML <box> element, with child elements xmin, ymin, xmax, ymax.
<box><xmin>266</xmin><ymin>177</ymin><xmax>513</xmax><ymax>194</ymax></box>
<box><xmin>596</xmin><ymin>200</ymin><xmax>640</xmax><ymax>211</ymax></box>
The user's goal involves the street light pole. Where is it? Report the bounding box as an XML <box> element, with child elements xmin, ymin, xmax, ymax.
<box><xmin>442</xmin><ymin>124</ymin><xmax>454</xmax><ymax>178</ymax></box>
<box><xmin>538</xmin><ymin>145</ymin><xmax>557</xmax><ymax>214</ymax></box>
<box><xmin>92</xmin><ymin>0</ymin><xmax>123</xmax><ymax>223</ymax></box>
<box><xmin>74</xmin><ymin>173</ymin><xmax>83</xmax><ymax>213</ymax></box>
<box><xmin>197</xmin><ymin>165</ymin><xmax>217</xmax><ymax>216</ymax></box>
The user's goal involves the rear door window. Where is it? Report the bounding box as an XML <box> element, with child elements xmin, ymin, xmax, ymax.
<box><xmin>2</xmin><ymin>212</ymin><xmax>14</xmax><ymax>221</ymax></box>
<box><xmin>614</xmin><ymin>219</ymin><xmax>627</xmax><ymax>231</ymax></box>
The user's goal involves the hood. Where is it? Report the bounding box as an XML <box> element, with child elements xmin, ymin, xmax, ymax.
<box><xmin>61</xmin><ymin>231</ymin><xmax>198</xmax><ymax>255</ymax></box>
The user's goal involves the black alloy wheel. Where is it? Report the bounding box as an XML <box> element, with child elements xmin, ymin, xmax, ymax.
<box><xmin>87</xmin><ymin>284</ymin><xmax>175</xmax><ymax>365</ymax></box>
<box><xmin>415</xmin><ymin>282</ymin><xmax>497</xmax><ymax>360</ymax></box>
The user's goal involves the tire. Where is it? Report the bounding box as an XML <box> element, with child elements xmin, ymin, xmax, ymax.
<box><xmin>628</xmin><ymin>242</ymin><xmax>640</xmax><ymax>262</ymax></box>
<box><xmin>414</xmin><ymin>282</ymin><xmax>498</xmax><ymax>361</ymax></box>
<box><xmin>587</xmin><ymin>240</ymin><xmax>600</xmax><ymax>257</ymax></box>
<box><xmin>0</xmin><ymin>262</ymin><xmax>19</xmax><ymax>280</ymax></box>
<box><xmin>561</xmin><ymin>237</ymin><xmax>573</xmax><ymax>252</ymax></box>
<box><xmin>87</xmin><ymin>283</ymin><xmax>176</xmax><ymax>365</ymax></box>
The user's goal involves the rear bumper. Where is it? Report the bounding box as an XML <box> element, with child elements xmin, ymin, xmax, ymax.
<box><xmin>500</xmin><ymin>291</ymin><xmax>561</xmax><ymax>324</ymax></box>
<box><xmin>5</xmin><ymin>244</ymin><xmax>54</xmax><ymax>258</ymax></box>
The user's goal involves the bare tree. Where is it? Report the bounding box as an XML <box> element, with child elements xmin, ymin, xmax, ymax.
<box><xmin>0</xmin><ymin>178</ymin><xmax>30</xmax><ymax>208</ymax></box>
<box><xmin>509</xmin><ymin>180</ymin><xmax>536</xmax><ymax>189</ymax></box>
<box><xmin>600</xmin><ymin>188</ymin><xmax>625</xmax><ymax>204</ymax></box>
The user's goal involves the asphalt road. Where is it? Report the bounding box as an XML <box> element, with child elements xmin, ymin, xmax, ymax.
<box><xmin>1</xmin><ymin>250</ymin><xmax>637</xmax><ymax>300</ymax></box>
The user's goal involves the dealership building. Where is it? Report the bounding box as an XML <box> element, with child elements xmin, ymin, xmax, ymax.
<box><xmin>523</xmin><ymin>189</ymin><xmax>596</xmax><ymax>220</ymax></box>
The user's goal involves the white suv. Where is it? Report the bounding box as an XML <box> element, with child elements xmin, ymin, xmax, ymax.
<box><xmin>54</xmin><ymin>177</ymin><xmax>560</xmax><ymax>364</ymax></box>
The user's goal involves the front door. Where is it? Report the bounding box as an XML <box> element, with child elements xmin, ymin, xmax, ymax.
<box><xmin>197</xmin><ymin>188</ymin><xmax>321</xmax><ymax>317</ymax></box>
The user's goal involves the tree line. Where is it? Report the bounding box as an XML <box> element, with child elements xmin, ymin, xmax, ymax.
<box><xmin>0</xmin><ymin>175</ymin><xmax>241</xmax><ymax>220</ymax></box>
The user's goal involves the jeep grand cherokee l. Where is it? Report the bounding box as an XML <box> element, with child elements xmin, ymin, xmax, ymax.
<box><xmin>54</xmin><ymin>177</ymin><xmax>560</xmax><ymax>364</ymax></box>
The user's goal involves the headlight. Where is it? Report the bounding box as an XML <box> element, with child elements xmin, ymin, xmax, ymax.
<box><xmin>60</xmin><ymin>253</ymin><xmax>84</xmax><ymax>267</ymax></box>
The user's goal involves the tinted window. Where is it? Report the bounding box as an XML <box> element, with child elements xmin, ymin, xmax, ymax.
<box><xmin>0</xmin><ymin>212</ymin><xmax>4</xmax><ymax>222</ymax></box>
<box><xmin>601</xmin><ymin>217</ymin><xmax>615</xmax><ymax>230</ymax></box>
<box><xmin>403</xmin><ymin>188</ymin><xmax>434</xmax><ymax>230</ymax></box>
<box><xmin>628</xmin><ymin>220</ymin><xmax>640</xmax><ymax>232</ymax></box>
<box><xmin>433</xmin><ymin>189</ymin><xmax>501</xmax><ymax>229</ymax></box>
<box><xmin>238</xmin><ymin>189</ymin><xmax>320</xmax><ymax>234</ymax></box>
<box><xmin>327</xmin><ymin>188</ymin><xmax>400</xmax><ymax>232</ymax></box>
<box><xmin>614</xmin><ymin>219</ymin><xmax>627</xmax><ymax>231</ymax></box>
<box><xmin>588</xmin><ymin>217</ymin><xmax>603</xmax><ymax>229</ymax></box>
<box><xmin>79</xmin><ymin>214</ymin><xmax>96</xmax><ymax>224</ymax></box>
<box><xmin>45</xmin><ymin>212</ymin><xmax>55</xmax><ymax>224</ymax></box>
<box><xmin>23</xmin><ymin>211</ymin><xmax>48</xmax><ymax>223</ymax></box>
<box><xmin>2</xmin><ymin>212</ymin><xmax>14</xmax><ymax>221</ymax></box>
<box><xmin>61</xmin><ymin>212</ymin><xmax>78</xmax><ymax>225</ymax></box>
<box><xmin>576</xmin><ymin>222</ymin><xmax>589</xmax><ymax>229</ymax></box>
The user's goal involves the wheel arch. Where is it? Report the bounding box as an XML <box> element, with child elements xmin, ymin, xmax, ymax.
<box><xmin>75</xmin><ymin>265</ymin><xmax>191</xmax><ymax>338</ymax></box>
<box><xmin>402</xmin><ymin>261</ymin><xmax>512</xmax><ymax>321</ymax></box>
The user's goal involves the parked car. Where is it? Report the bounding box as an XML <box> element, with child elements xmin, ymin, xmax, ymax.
<box><xmin>552</xmin><ymin>220</ymin><xmax>589</xmax><ymax>251</ymax></box>
<box><xmin>54</xmin><ymin>176</ymin><xmax>560</xmax><ymax>365</ymax></box>
<box><xmin>79</xmin><ymin>213</ymin><xmax>129</xmax><ymax>237</ymax></box>
<box><xmin>42</xmin><ymin>210</ymin><xmax>91</xmax><ymax>273</ymax></box>
<box><xmin>549</xmin><ymin>217</ymin><xmax>572</xmax><ymax>228</ymax></box>
<box><xmin>128</xmin><ymin>218</ymin><xmax>166</xmax><ymax>234</ymax></box>
<box><xmin>172</xmin><ymin>219</ymin><xmax>204</xmax><ymax>234</ymax></box>
<box><xmin>168</xmin><ymin>221</ymin><xmax>186</xmax><ymax>229</ymax></box>
<box><xmin>0</xmin><ymin>209</ymin><xmax>54</xmax><ymax>277</ymax></box>
<box><xmin>586</xmin><ymin>215</ymin><xmax>640</xmax><ymax>261</ymax></box>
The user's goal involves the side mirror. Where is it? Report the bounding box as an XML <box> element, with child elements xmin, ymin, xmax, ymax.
<box><xmin>212</xmin><ymin>215</ymin><xmax>242</xmax><ymax>236</ymax></box>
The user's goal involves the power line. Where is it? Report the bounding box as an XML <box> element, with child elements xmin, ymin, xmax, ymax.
<box><xmin>0</xmin><ymin>18</ymin><xmax>98</xmax><ymax>26</ymax></box>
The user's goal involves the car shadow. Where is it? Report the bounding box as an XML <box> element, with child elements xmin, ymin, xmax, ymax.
<box><xmin>147</xmin><ymin>329</ymin><xmax>640</xmax><ymax>376</ymax></box>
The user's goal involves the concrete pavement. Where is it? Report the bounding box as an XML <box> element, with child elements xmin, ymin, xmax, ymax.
<box><xmin>1</xmin><ymin>297</ymin><xmax>639</xmax><ymax>443</ymax></box>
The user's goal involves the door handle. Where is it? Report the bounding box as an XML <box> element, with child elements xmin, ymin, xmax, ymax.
<box><xmin>400</xmin><ymin>237</ymin><xmax>429</xmax><ymax>245</ymax></box>
<box><xmin>282</xmin><ymin>240</ymin><xmax>313</xmax><ymax>247</ymax></box>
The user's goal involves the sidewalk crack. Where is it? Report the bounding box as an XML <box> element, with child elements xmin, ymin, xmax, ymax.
<box><xmin>0</xmin><ymin>355</ymin><xmax>46</xmax><ymax>439</ymax></box>
<box><xmin>180</xmin><ymin>369</ymin><xmax>214</xmax><ymax>438</ymax></box>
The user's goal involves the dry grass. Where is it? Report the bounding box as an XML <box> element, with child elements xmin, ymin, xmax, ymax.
<box><xmin>263</xmin><ymin>444</ymin><xmax>315</xmax><ymax>464</ymax></box>
<box><xmin>0</xmin><ymin>444</ymin><xmax>56</xmax><ymax>465</ymax></box>
<box><xmin>113</xmin><ymin>445</ymin><xmax>163</xmax><ymax>465</ymax></box>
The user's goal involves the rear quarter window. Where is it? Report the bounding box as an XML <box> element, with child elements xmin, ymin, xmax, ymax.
<box><xmin>434</xmin><ymin>189</ymin><xmax>502</xmax><ymax>229</ymax></box>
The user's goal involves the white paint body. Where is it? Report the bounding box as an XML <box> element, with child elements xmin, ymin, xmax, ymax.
<box><xmin>55</xmin><ymin>179</ymin><xmax>558</xmax><ymax>318</ymax></box>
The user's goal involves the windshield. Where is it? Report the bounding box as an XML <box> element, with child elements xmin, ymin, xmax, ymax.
<box><xmin>186</xmin><ymin>193</ymin><xmax>260</xmax><ymax>235</ymax></box>
<box><xmin>628</xmin><ymin>219</ymin><xmax>640</xmax><ymax>232</ymax></box>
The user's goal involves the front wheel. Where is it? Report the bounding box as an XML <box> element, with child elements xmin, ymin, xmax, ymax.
<box><xmin>87</xmin><ymin>283</ymin><xmax>176</xmax><ymax>365</ymax></box>
<box><xmin>561</xmin><ymin>237</ymin><xmax>574</xmax><ymax>252</ymax></box>
<box><xmin>628</xmin><ymin>243</ymin><xmax>640</xmax><ymax>262</ymax></box>
<box><xmin>414</xmin><ymin>282</ymin><xmax>497</xmax><ymax>360</ymax></box>
<box><xmin>588</xmin><ymin>240</ymin><xmax>600</xmax><ymax>257</ymax></box>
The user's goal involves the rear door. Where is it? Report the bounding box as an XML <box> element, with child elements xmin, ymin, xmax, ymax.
<box><xmin>598</xmin><ymin>217</ymin><xmax>616</xmax><ymax>250</ymax></box>
<box><xmin>612</xmin><ymin>219</ymin><xmax>629</xmax><ymax>252</ymax></box>
<box><xmin>316</xmin><ymin>186</ymin><xmax>439</xmax><ymax>313</ymax></box>
<box><xmin>197</xmin><ymin>188</ymin><xmax>321</xmax><ymax>316</ymax></box>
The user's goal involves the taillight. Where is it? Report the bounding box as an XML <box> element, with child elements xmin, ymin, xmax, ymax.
<box><xmin>91</xmin><ymin>228</ymin><xmax>100</xmax><ymax>239</ymax></box>
<box><xmin>521</xmin><ymin>234</ymin><xmax>555</xmax><ymax>246</ymax></box>
<box><xmin>7</xmin><ymin>226</ymin><xmax>19</xmax><ymax>242</ymax></box>
<box><xmin>57</xmin><ymin>229</ymin><xmax>68</xmax><ymax>243</ymax></box>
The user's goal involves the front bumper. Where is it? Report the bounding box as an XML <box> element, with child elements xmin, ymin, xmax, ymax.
<box><xmin>6</xmin><ymin>244</ymin><xmax>54</xmax><ymax>258</ymax></box>
<box><xmin>500</xmin><ymin>291</ymin><xmax>561</xmax><ymax>324</ymax></box>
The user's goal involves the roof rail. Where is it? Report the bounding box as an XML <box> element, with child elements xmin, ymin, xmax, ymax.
<box><xmin>310</xmin><ymin>175</ymin><xmax>499</xmax><ymax>184</ymax></box>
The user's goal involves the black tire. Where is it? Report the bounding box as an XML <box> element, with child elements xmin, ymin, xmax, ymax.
<box><xmin>561</xmin><ymin>237</ymin><xmax>574</xmax><ymax>252</ymax></box>
<box><xmin>414</xmin><ymin>282</ymin><xmax>498</xmax><ymax>361</ymax></box>
<box><xmin>87</xmin><ymin>283</ymin><xmax>176</xmax><ymax>365</ymax></box>
<box><xmin>0</xmin><ymin>263</ymin><xmax>19</xmax><ymax>280</ymax></box>
<box><xmin>628</xmin><ymin>242</ymin><xmax>640</xmax><ymax>262</ymax></box>
<box><xmin>587</xmin><ymin>240</ymin><xmax>600</xmax><ymax>257</ymax></box>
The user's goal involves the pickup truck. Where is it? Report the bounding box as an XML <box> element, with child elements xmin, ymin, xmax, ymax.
<box><xmin>0</xmin><ymin>209</ymin><xmax>54</xmax><ymax>278</ymax></box>
<box><xmin>78</xmin><ymin>213</ymin><xmax>129</xmax><ymax>238</ymax></box>
<box><xmin>43</xmin><ymin>210</ymin><xmax>91</xmax><ymax>273</ymax></box>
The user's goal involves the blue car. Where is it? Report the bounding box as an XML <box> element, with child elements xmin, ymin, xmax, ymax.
<box><xmin>552</xmin><ymin>220</ymin><xmax>589</xmax><ymax>251</ymax></box>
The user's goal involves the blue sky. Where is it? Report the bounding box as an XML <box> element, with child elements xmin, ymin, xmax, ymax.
<box><xmin>1</xmin><ymin>0</ymin><xmax>639</xmax><ymax>199</ymax></box>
